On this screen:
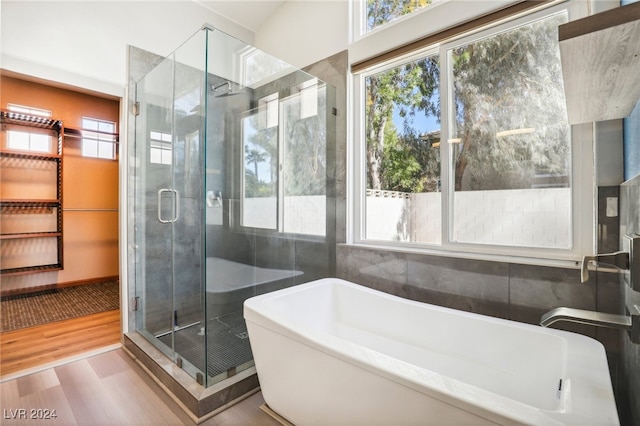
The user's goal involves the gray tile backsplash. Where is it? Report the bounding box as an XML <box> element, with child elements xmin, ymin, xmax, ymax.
<box><xmin>336</xmin><ymin>245</ymin><xmax>625</xmax><ymax>350</ymax></box>
<box><xmin>407</xmin><ymin>254</ymin><xmax>510</xmax><ymax>318</ymax></box>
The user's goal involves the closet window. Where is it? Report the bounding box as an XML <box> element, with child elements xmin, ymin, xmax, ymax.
<box><xmin>7</xmin><ymin>104</ymin><xmax>52</xmax><ymax>117</ymax></box>
<box><xmin>81</xmin><ymin>117</ymin><xmax>117</xmax><ymax>160</ymax></box>
<box><xmin>6</xmin><ymin>104</ymin><xmax>53</xmax><ymax>153</ymax></box>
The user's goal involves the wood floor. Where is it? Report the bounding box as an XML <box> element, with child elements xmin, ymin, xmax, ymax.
<box><xmin>0</xmin><ymin>348</ymin><xmax>279</xmax><ymax>425</ymax></box>
<box><xmin>0</xmin><ymin>311</ymin><xmax>280</xmax><ymax>425</ymax></box>
<box><xmin>0</xmin><ymin>310</ymin><xmax>121</xmax><ymax>377</ymax></box>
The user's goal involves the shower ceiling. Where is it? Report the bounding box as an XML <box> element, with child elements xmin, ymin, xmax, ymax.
<box><xmin>195</xmin><ymin>0</ymin><xmax>286</xmax><ymax>32</ymax></box>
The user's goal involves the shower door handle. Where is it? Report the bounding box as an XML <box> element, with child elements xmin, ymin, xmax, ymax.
<box><xmin>172</xmin><ymin>189</ymin><xmax>179</xmax><ymax>223</ymax></box>
<box><xmin>158</xmin><ymin>189</ymin><xmax>179</xmax><ymax>223</ymax></box>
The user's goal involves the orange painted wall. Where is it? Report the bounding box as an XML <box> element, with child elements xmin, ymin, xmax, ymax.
<box><xmin>1</xmin><ymin>74</ymin><xmax>120</xmax><ymax>291</ymax></box>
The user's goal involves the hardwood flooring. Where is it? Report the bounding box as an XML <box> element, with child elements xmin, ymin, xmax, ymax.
<box><xmin>0</xmin><ymin>311</ymin><xmax>280</xmax><ymax>425</ymax></box>
<box><xmin>0</xmin><ymin>348</ymin><xmax>280</xmax><ymax>425</ymax></box>
<box><xmin>0</xmin><ymin>310</ymin><xmax>121</xmax><ymax>377</ymax></box>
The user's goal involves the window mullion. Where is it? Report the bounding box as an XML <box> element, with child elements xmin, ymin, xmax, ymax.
<box><xmin>351</xmin><ymin>73</ymin><xmax>364</xmax><ymax>244</ymax></box>
<box><xmin>277</xmin><ymin>98</ymin><xmax>285</xmax><ymax>233</ymax></box>
<box><xmin>439</xmin><ymin>45</ymin><xmax>452</xmax><ymax>248</ymax></box>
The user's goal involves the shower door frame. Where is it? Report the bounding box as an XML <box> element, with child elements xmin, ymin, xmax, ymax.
<box><xmin>132</xmin><ymin>41</ymin><xmax>209</xmax><ymax>385</ymax></box>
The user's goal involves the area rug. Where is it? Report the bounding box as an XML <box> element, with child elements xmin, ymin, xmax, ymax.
<box><xmin>0</xmin><ymin>280</ymin><xmax>119</xmax><ymax>333</ymax></box>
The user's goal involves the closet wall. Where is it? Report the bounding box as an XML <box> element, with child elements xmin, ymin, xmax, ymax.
<box><xmin>1</xmin><ymin>73</ymin><xmax>120</xmax><ymax>294</ymax></box>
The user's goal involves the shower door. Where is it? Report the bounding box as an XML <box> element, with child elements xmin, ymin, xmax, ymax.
<box><xmin>133</xmin><ymin>32</ymin><xmax>207</xmax><ymax>384</ymax></box>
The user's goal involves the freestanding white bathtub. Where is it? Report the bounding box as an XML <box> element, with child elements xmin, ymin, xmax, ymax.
<box><xmin>244</xmin><ymin>278</ymin><xmax>619</xmax><ymax>425</ymax></box>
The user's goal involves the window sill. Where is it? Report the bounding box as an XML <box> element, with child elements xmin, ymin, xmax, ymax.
<box><xmin>340</xmin><ymin>241</ymin><xmax>586</xmax><ymax>270</ymax></box>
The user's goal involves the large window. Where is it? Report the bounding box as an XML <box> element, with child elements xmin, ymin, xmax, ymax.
<box><xmin>242</xmin><ymin>82</ymin><xmax>327</xmax><ymax>236</ymax></box>
<box><xmin>448</xmin><ymin>13</ymin><xmax>571</xmax><ymax>249</ymax></box>
<box><xmin>354</xmin><ymin>6</ymin><xmax>592</xmax><ymax>260</ymax></box>
<box><xmin>364</xmin><ymin>54</ymin><xmax>441</xmax><ymax>243</ymax></box>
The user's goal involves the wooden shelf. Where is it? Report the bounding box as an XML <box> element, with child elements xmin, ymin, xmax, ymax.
<box><xmin>0</xmin><ymin>232</ymin><xmax>62</xmax><ymax>240</ymax></box>
<box><xmin>1</xmin><ymin>264</ymin><xmax>64</xmax><ymax>277</ymax></box>
<box><xmin>0</xmin><ymin>149</ymin><xmax>62</xmax><ymax>160</ymax></box>
<box><xmin>0</xmin><ymin>110</ymin><xmax>62</xmax><ymax>131</ymax></box>
<box><xmin>0</xmin><ymin>199</ymin><xmax>60</xmax><ymax>206</ymax></box>
<box><xmin>559</xmin><ymin>2</ymin><xmax>640</xmax><ymax>124</ymax></box>
<box><xmin>1</xmin><ymin>109</ymin><xmax>64</xmax><ymax>276</ymax></box>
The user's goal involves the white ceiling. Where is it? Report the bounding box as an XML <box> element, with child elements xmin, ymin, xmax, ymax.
<box><xmin>195</xmin><ymin>0</ymin><xmax>286</xmax><ymax>32</ymax></box>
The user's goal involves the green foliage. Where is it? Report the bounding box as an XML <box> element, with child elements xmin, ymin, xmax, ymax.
<box><xmin>243</xmin><ymin>118</ymin><xmax>276</xmax><ymax>198</ymax></box>
<box><xmin>365</xmin><ymin>56</ymin><xmax>439</xmax><ymax>192</ymax></box>
<box><xmin>452</xmin><ymin>13</ymin><xmax>570</xmax><ymax>190</ymax></box>
<box><xmin>245</xmin><ymin>147</ymin><xmax>266</xmax><ymax>177</ymax></box>
<box><xmin>243</xmin><ymin>87</ymin><xmax>327</xmax><ymax>198</ymax></box>
<box><xmin>367</xmin><ymin>0</ymin><xmax>432</xmax><ymax>31</ymax></box>
<box><xmin>283</xmin><ymin>90</ymin><xmax>327</xmax><ymax>197</ymax></box>
<box><xmin>365</xmin><ymin>5</ymin><xmax>570</xmax><ymax>193</ymax></box>
<box><xmin>244</xmin><ymin>169</ymin><xmax>275</xmax><ymax>198</ymax></box>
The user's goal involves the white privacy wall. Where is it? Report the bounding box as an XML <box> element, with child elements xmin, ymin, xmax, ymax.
<box><xmin>366</xmin><ymin>189</ymin><xmax>571</xmax><ymax>248</ymax></box>
<box><xmin>243</xmin><ymin>196</ymin><xmax>326</xmax><ymax>236</ymax></box>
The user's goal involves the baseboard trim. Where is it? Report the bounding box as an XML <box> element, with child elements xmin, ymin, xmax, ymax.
<box><xmin>0</xmin><ymin>275</ymin><xmax>119</xmax><ymax>298</ymax></box>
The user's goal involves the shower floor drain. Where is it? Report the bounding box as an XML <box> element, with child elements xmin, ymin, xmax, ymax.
<box><xmin>158</xmin><ymin>310</ymin><xmax>253</xmax><ymax>378</ymax></box>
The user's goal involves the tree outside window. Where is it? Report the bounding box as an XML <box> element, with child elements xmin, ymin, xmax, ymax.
<box><xmin>362</xmin><ymin>6</ymin><xmax>572</xmax><ymax>249</ymax></box>
<box><xmin>367</xmin><ymin>0</ymin><xmax>433</xmax><ymax>32</ymax></box>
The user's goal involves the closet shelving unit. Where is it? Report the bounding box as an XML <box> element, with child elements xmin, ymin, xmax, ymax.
<box><xmin>0</xmin><ymin>109</ymin><xmax>64</xmax><ymax>276</ymax></box>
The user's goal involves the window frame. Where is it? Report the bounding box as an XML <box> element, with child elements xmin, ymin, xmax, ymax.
<box><xmin>80</xmin><ymin>117</ymin><xmax>118</xmax><ymax>160</ymax></box>
<box><xmin>149</xmin><ymin>130</ymin><xmax>173</xmax><ymax>165</ymax></box>
<box><xmin>5</xmin><ymin>104</ymin><xmax>54</xmax><ymax>154</ymax></box>
<box><xmin>350</xmin><ymin>2</ymin><xmax>595</xmax><ymax>265</ymax></box>
<box><xmin>353</xmin><ymin>0</ymin><xmax>447</xmax><ymax>41</ymax></box>
<box><xmin>239</xmin><ymin>84</ymin><xmax>329</xmax><ymax>239</ymax></box>
<box><xmin>7</xmin><ymin>104</ymin><xmax>52</xmax><ymax>118</ymax></box>
<box><xmin>240</xmin><ymin>106</ymin><xmax>279</xmax><ymax>232</ymax></box>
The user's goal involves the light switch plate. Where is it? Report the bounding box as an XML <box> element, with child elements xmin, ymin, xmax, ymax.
<box><xmin>606</xmin><ymin>197</ymin><xmax>618</xmax><ymax>217</ymax></box>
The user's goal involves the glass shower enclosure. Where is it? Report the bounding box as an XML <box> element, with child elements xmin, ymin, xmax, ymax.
<box><xmin>131</xmin><ymin>25</ymin><xmax>334</xmax><ymax>387</ymax></box>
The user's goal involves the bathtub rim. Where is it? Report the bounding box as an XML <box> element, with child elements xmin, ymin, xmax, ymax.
<box><xmin>244</xmin><ymin>277</ymin><xmax>619</xmax><ymax>426</ymax></box>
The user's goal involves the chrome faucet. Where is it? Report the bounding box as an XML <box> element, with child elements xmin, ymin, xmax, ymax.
<box><xmin>540</xmin><ymin>289</ymin><xmax>640</xmax><ymax>344</ymax></box>
<box><xmin>540</xmin><ymin>234</ymin><xmax>640</xmax><ymax>344</ymax></box>
<box><xmin>540</xmin><ymin>307</ymin><xmax>631</xmax><ymax>329</ymax></box>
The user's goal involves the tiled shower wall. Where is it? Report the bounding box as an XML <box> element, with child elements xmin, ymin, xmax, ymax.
<box><xmin>204</xmin><ymin>51</ymin><xmax>347</xmax><ymax>286</ymax></box>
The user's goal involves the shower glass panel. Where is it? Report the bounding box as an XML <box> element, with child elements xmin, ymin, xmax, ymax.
<box><xmin>134</xmin><ymin>31</ymin><xmax>207</xmax><ymax>383</ymax></box>
<box><xmin>132</xmin><ymin>25</ymin><xmax>334</xmax><ymax>388</ymax></box>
